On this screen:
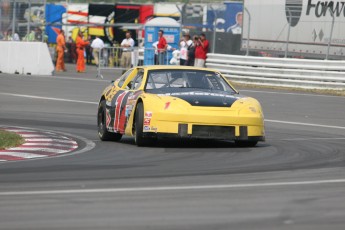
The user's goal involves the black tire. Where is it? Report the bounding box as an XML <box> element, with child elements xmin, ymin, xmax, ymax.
<box><xmin>134</xmin><ymin>102</ymin><xmax>153</xmax><ymax>146</ymax></box>
<box><xmin>235</xmin><ymin>140</ymin><xmax>258</xmax><ymax>147</ymax></box>
<box><xmin>97</xmin><ymin>100</ymin><xmax>122</xmax><ymax>141</ymax></box>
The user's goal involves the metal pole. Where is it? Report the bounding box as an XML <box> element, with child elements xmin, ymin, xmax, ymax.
<box><xmin>326</xmin><ymin>8</ymin><xmax>335</xmax><ymax>60</ymax></box>
<box><xmin>0</xmin><ymin>7</ymin><xmax>2</xmax><ymax>35</ymax></box>
<box><xmin>284</xmin><ymin>8</ymin><xmax>292</xmax><ymax>58</ymax></box>
<box><xmin>42</xmin><ymin>0</ymin><xmax>46</xmax><ymax>42</ymax></box>
<box><xmin>12</xmin><ymin>0</ymin><xmax>16</xmax><ymax>35</ymax></box>
<box><xmin>27</xmin><ymin>0</ymin><xmax>31</xmax><ymax>38</ymax></box>
<box><xmin>176</xmin><ymin>3</ymin><xmax>183</xmax><ymax>35</ymax></box>
<box><xmin>244</xmin><ymin>7</ymin><xmax>251</xmax><ymax>56</ymax></box>
<box><xmin>97</xmin><ymin>48</ymin><xmax>103</xmax><ymax>79</ymax></box>
<box><xmin>210</xmin><ymin>5</ymin><xmax>217</xmax><ymax>53</ymax></box>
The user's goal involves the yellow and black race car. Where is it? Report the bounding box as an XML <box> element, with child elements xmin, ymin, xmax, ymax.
<box><xmin>97</xmin><ymin>66</ymin><xmax>265</xmax><ymax>147</ymax></box>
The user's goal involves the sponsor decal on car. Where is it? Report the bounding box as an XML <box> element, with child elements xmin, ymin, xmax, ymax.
<box><xmin>143</xmin><ymin>125</ymin><xmax>150</xmax><ymax>131</ymax></box>
<box><xmin>125</xmin><ymin>105</ymin><xmax>133</xmax><ymax>118</ymax></box>
<box><xmin>106</xmin><ymin>109</ymin><xmax>111</xmax><ymax>128</ymax></box>
<box><xmin>164</xmin><ymin>102</ymin><xmax>171</xmax><ymax>110</ymax></box>
<box><xmin>158</xmin><ymin>92</ymin><xmax>239</xmax><ymax>98</ymax></box>
<box><xmin>144</xmin><ymin>118</ymin><xmax>151</xmax><ymax>125</ymax></box>
<box><xmin>144</xmin><ymin>111</ymin><xmax>153</xmax><ymax>118</ymax></box>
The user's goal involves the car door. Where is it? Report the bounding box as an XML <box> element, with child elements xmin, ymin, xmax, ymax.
<box><xmin>106</xmin><ymin>68</ymin><xmax>145</xmax><ymax>134</ymax></box>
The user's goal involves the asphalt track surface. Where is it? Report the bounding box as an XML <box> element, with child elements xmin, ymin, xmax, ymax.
<box><xmin>0</xmin><ymin>64</ymin><xmax>345</xmax><ymax>230</ymax></box>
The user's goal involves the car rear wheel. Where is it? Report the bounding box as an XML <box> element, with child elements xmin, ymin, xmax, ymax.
<box><xmin>98</xmin><ymin>100</ymin><xmax>122</xmax><ymax>141</ymax></box>
<box><xmin>134</xmin><ymin>102</ymin><xmax>155</xmax><ymax>146</ymax></box>
<box><xmin>235</xmin><ymin>140</ymin><xmax>258</xmax><ymax>147</ymax></box>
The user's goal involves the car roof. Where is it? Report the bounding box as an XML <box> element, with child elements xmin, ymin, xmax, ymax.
<box><xmin>135</xmin><ymin>65</ymin><xmax>219</xmax><ymax>72</ymax></box>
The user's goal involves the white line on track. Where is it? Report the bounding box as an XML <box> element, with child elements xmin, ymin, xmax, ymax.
<box><xmin>19</xmin><ymin>134</ymin><xmax>47</xmax><ymax>138</ymax></box>
<box><xmin>265</xmin><ymin>119</ymin><xmax>345</xmax><ymax>130</ymax></box>
<box><xmin>280</xmin><ymin>137</ymin><xmax>345</xmax><ymax>141</ymax></box>
<box><xmin>0</xmin><ymin>152</ymin><xmax>47</xmax><ymax>159</ymax></box>
<box><xmin>4</xmin><ymin>129</ymin><xmax>39</xmax><ymax>132</ymax></box>
<box><xmin>22</xmin><ymin>143</ymin><xmax>77</xmax><ymax>147</ymax></box>
<box><xmin>240</xmin><ymin>89</ymin><xmax>344</xmax><ymax>98</ymax></box>
<box><xmin>1</xmin><ymin>179</ymin><xmax>345</xmax><ymax>196</ymax></box>
<box><xmin>0</xmin><ymin>93</ymin><xmax>98</xmax><ymax>105</ymax></box>
<box><xmin>24</xmin><ymin>138</ymin><xmax>76</xmax><ymax>143</ymax></box>
<box><xmin>6</xmin><ymin>147</ymin><xmax>73</xmax><ymax>153</ymax></box>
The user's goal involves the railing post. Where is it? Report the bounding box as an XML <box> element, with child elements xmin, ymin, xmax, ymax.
<box><xmin>12</xmin><ymin>0</ymin><xmax>16</xmax><ymax>34</ymax></box>
<box><xmin>244</xmin><ymin>7</ymin><xmax>251</xmax><ymax>56</ymax></box>
<box><xmin>284</xmin><ymin>8</ymin><xmax>292</xmax><ymax>58</ymax></box>
<box><xmin>326</xmin><ymin>8</ymin><xmax>335</xmax><ymax>60</ymax></box>
<box><xmin>166</xmin><ymin>50</ymin><xmax>169</xmax><ymax>65</ymax></box>
<box><xmin>96</xmin><ymin>48</ymin><xmax>103</xmax><ymax>79</ymax></box>
<box><xmin>27</xmin><ymin>0</ymin><xmax>31</xmax><ymax>37</ymax></box>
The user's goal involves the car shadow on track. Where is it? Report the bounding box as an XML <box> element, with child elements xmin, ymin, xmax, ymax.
<box><xmin>119</xmin><ymin>137</ymin><xmax>269</xmax><ymax>149</ymax></box>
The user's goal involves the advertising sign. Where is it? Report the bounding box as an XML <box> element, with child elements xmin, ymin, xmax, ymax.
<box><xmin>243</xmin><ymin>0</ymin><xmax>345</xmax><ymax>57</ymax></box>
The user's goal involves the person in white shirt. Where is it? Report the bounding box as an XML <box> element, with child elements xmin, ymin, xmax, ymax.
<box><xmin>179</xmin><ymin>34</ymin><xmax>193</xmax><ymax>65</ymax></box>
<box><xmin>91</xmin><ymin>36</ymin><xmax>105</xmax><ymax>65</ymax></box>
<box><xmin>152</xmin><ymin>41</ymin><xmax>159</xmax><ymax>65</ymax></box>
<box><xmin>120</xmin><ymin>31</ymin><xmax>135</xmax><ymax>71</ymax></box>
<box><xmin>12</xmin><ymin>31</ymin><xmax>20</xmax><ymax>41</ymax></box>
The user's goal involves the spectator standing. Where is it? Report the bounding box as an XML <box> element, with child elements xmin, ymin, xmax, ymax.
<box><xmin>76</xmin><ymin>31</ymin><xmax>90</xmax><ymax>73</ymax></box>
<box><xmin>70</xmin><ymin>37</ymin><xmax>77</xmax><ymax>63</ymax></box>
<box><xmin>152</xmin><ymin>41</ymin><xmax>159</xmax><ymax>65</ymax></box>
<box><xmin>157</xmin><ymin>30</ymin><xmax>167</xmax><ymax>65</ymax></box>
<box><xmin>194</xmin><ymin>33</ymin><xmax>209</xmax><ymax>67</ymax></box>
<box><xmin>86</xmin><ymin>35</ymin><xmax>92</xmax><ymax>65</ymax></box>
<box><xmin>4</xmin><ymin>30</ymin><xmax>13</xmax><ymax>40</ymax></box>
<box><xmin>35</xmin><ymin>28</ymin><xmax>42</xmax><ymax>41</ymax></box>
<box><xmin>120</xmin><ymin>31</ymin><xmax>135</xmax><ymax>71</ymax></box>
<box><xmin>91</xmin><ymin>36</ymin><xmax>104</xmax><ymax>66</ymax></box>
<box><xmin>186</xmin><ymin>36</ymin><xmax>197</xmax><ymax>66</ymax></box>
<box><xmin>24</xmin><ymin>30</ymin><xmax>36</xmax><ymax>41</ymax></box>
<box><xmin>12</xmin><ymin>31</ymin><xmax>20</xmax><ymax>41</ymax></box>
<box><xmin>179</xmin><ymin>34</ymin><xmax>193</xmax><ymax>66</ymax></box>
<box><xmin>55</xmin><ymin>30</ymin><xmax>66</xmax><ymax>72</ymax></box>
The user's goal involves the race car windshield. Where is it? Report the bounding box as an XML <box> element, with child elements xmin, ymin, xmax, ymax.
<box><xmin>146</xmin><ymin>70</ymin><xmax>236</xmax><ymax>93</ymax></box>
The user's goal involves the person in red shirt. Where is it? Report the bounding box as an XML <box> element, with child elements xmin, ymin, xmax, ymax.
<box><xmin>194</xmin><ymin>33</ymin><xmax>209</xmax><ymax>67</ymax></box>
<box><xmin>157</xmin><ymin>30</ymin><xmax>167</xmax><ymax>65</ymax></box>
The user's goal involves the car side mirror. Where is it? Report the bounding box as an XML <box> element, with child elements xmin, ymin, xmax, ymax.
<box><xmin>113</xmin><ymin>79</ymin><xmax>120</xmax><ymax>88</ymax></box>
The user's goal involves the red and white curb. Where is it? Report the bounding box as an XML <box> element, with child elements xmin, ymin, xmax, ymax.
<box><xmin>0</xmin><ymin>127</ymin><xmax>78</xmax><ymax>162</ymax></box>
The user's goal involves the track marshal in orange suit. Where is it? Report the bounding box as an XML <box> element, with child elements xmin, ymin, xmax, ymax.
<box><xmin>55</xmin><ymin>30</ymin><xmax>66</xmax><ymax>72</ymax></box>
<box><xmin>76</xmin><ymin>31</ymin><xmax>90</xmax><ymax>73</ymax></box>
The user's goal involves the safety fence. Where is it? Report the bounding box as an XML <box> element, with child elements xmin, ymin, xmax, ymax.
<box><xmin>96</xmin><ymin>47</ymin><xmax>174</xmax><ymax>78</ymax></box>
<box><xmin>206</xmin><ymin>53</ymin><xmax>345</xmax><ymax>90</ymax></box>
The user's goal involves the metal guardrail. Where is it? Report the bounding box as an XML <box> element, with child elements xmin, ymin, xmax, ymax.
<box><xmin>206</xmin><ymin>53</ymin><xmax>345</xmax><ymax>90</ymax></box>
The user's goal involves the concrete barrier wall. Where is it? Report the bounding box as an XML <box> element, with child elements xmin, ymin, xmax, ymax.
<box><xmin>0</xmin><ymin>42</ymin><xmax>54</xmax><ymax>76</ymax></box>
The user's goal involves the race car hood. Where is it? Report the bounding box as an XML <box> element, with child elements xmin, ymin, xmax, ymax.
<box><xmin>148</xmin><ymin>89</ymin><xmax>242</xmax><ymax>107</ymax></box>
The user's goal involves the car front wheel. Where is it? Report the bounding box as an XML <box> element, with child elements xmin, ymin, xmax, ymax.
<box><xmin>134</xmin><ymin>102</ymin><xmax>154</xmax><ymax>146</ymax></box>
<box><xmin>98</xmin><ymin>100</ymin><xmax>122</xmax><ymax>141</ymax></box>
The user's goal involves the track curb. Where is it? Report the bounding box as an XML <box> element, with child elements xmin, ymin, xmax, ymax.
<box><xmin>0</xmin><ymin>126</ymin><xmax>78</xmax><ymax>162</ymax></box>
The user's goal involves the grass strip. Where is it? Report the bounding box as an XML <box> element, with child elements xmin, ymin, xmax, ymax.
<box><xmin>0</xmin><ymin>130</ymin><xmax>24</xmax><ymax>150</ymax></box>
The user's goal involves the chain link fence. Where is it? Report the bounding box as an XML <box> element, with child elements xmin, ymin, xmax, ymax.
<box><xmin>0</xmin><ymin>0</ymin><xmax>47</xmax><ymax>41</ymax></box>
